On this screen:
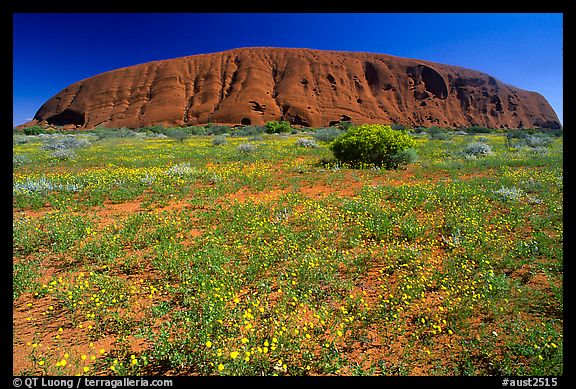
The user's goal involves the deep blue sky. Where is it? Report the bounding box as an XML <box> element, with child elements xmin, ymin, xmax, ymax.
<box><xmin>13</xmin><ymin>13</ymin><xmax>563</xmax><ymax>126</ymax></box>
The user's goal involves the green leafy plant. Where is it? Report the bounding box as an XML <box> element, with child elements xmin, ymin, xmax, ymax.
<box><xmin>265</xmin><ymin>120</ymin><xmax>292</xmax><ymax>134</ymax></box>
<box><xmin>23</xmin><ymin>125</ymin><xmax>44</xmax><ymax>135</ymax></box>
<box><xmin>330</xmin><ymin>124</ymin><xmax>417</xmax><ymax>169</ymax></box>
<box><xmin>164</xmin><ymin>128</ymin><xmax>190</xmax><ymax>143</ymax></box>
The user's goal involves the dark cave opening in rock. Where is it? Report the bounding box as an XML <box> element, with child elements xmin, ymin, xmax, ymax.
<box><xmin>363</xmin><ymin>62</ymin><xmax>380</xmax><ymax>88</ymax></box>
<box><xmin>240</xmin><ymin>117</ymin><xmax>252</xmax><ymax>125</ymax></box>
<box><xmin>420</xmin><ymin>66</ymin><xmax>448</xmax><ymax>100</ymax></box>
<box><xmin>46</xmin><ymin>109</ymin><xmax>85</xmax><ymax>126</ymax></box>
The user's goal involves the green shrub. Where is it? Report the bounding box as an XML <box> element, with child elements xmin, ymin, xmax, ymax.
<box><xmin>13</xmin><ymin>155</ymin><xmax>30</xmax><ymax>167</ymax></box>
<box><xmin>338</xmin><ymin>121</ymin><xmax>354</xmax><ymax>131</ymax></box>
<box><xmin>164</xmin><ymin>128</ymin><xmax>190</xmax><ymax>143</ymax></box>
<box><xmin>265</xmin><ymin>120</ymin><xmax>292</xmax><ymax>134</ymax></box>
<box><xmin>230</xmin><ymin>126</ymin><xmax>267</xmax><ymax>137</ymax></box>
<box><xmin>466</xmin><ymin>125</ymin><xmax>492</xmax><ymax>134</ymax></box>
<box><xmin>22</xmin><ymin>125</ymin><xmax>62</xmax><ymax>135</ymax></box>
<box><xmin>548</xmin><ymin>128</ymin><xmax>563</xmax><ymax>137</ymax></box>
<box><xmin>386</xmin><ymin>148</ymin><xmax>418</xmax><ymax>168</ymax></box>
<box><xmin>204</xmin><ymin>124</ymin><xmax>231</xmax><ymax>135</ymax></box>
<box><xmin>429</xmin><ymin>131</ymin><xmax>451</xmax><ymax>141</ymax></box>
<box><xmin>237</xmin><ymin>143</ymin><xmax>256</xmax><ymax>153</ymax></box>
<box><xmin>181</xmin><ymin>126</ymin><xmax>207</xmax><ymax>135</ymax></box>
<box><xmin>463</xmin><ymin>142</ymin><xmax>492</xmax><ymax>156</ymax></box>
<box><xmin>212</xmin><ymin>135</ymin><xmax>227</xmax><ymax>146</ymax></box>
<box><xmin>51</xmin><ymin>149</ymin><xmax>77</xmax><ymax>160</ymax></box>
<box><xmin>41</xmin><ymin>135</ymin><xmax>91</xmax><ymax>150</ymax></box>
<box><xmin>295</xmin><ymin>138</ymin><xmax>318</xmax><ymax>148</ymax></box>
<box><xmin>330</xmin><ymin>124</ymin><xmax>417</xmax><ymax>169</ymax></box>
<box><xmin>313</xmin><ymin>127</ymin><xmax>344</xmax><ymax>143</ymax></box>
<box><xmin>140</xmin><ymin>125</ymin><xmax>167</xmax><ymax>134</ymax></box>
<box><xmin>93</xmin><ymin>127</ymin><xmax>138</xmax><ymax>139</ymax></box>
<box><xmin>23</xmin><ymin>125</ymin><xmax>44</xmax><ymax>135</ymax></box>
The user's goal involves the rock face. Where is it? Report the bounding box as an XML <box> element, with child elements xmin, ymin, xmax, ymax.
<box><xmin>29</xmin><ymin>47</ymin><xmax>561</xmax><ymax>129</ymax></box>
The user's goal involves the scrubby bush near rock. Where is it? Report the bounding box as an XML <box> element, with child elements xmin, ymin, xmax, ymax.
<box><xmin>463</xmin><ymin>142</ymin><xmax>492</xmax><ymax>157</ymax></box>
<box><xmin>237</xmin><ymin>143</ymin><xmax>257</xmax><ymax>153</ymax></box>
<box><xmin>313</xmin><ymin>127</ymin><xmax>344</xmax><ymax>143</ymax></box>
<box><xmin>265</xmin><ymin>120</ymin><xmax>292</xmax><ymax>134</ymax></box>
<box><xmin>41</xmin><ymin>135</ymin><xmax>91</xmax><ymax>150</ymax></box>
<box><xmin>212</xmin><ymin>135</ymin><xmax>227</xmax><ymax>146</ymax></box>
<box><xmin>330</xmin><ymin>124</ymin><xmax>417</xmax><ymax>169</ymax></box>
<box><xmin>295</xmin><ymin>138</ymin><xmax>318</xmax><ymax>148</ymax></box>
<box><xmin>23</xmin><ymin>125</ymin><xmax>44</xmax><ymax>135</ymax></box>
<box><xmin>51</xmin><ymin>149</ymin><xmax>77</xmax><ymax>161</ymax></box>
<box><xmin>230</xmin><ymin>126</ymin><xmax>267</xmax><ymax>137</ymax></box>
<box><xmin>93</xmin><ymin>127</ymin><xmax>138</xmax><ymax>139</ymax></box>
<box><xmin>164</xmin><ymin>128</ymin><xmax>191</xmax><ymax>143</ymax></box>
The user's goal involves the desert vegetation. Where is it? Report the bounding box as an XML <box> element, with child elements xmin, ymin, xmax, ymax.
<box><xmin>12</xmin><ymin>123</ymin><xmax>562</xmax><ymax>376</ymax></box>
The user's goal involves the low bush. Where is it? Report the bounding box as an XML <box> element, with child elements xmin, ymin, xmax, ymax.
<box><xmin>386</xmin><ymin>148</ymin><xmax>418</xmax><ymax>168</ymax></box>
<box><xmin>212</xmin><ymin>135</ymin><xmax>227</xmax><ymax>146</ymax></box>
<box><xmin>525</xmin><ymin>135</ymin><xmax>553</xmax><ymax>148</ymax></box>
<box><xmin>41</xmin><ymin>135</ymin><xmax>91</xmax><ymax>150</ymax></box>
<box><xmin>165</xmin><ymin>163</ymin><xmax>198</xmax><ymax>177</ymax></box>
<box><xmin>140</xmin><ymin>125</ymin><xmax>167</xmax><ymax>134</ymax></box>
<box><xmin>391</xmin><ymin>123</ymin><xmax>406</xmax><ymax>131</ymax></box>
<box><xmin>265</xmin><ymin>121</ymin><xmax>292</xmax><ymax>134</ymax></box>
<box><xmin>23</xmin><ymin>125</ymin><xmax>44</xmax><ymax>135</ymax></box>
<box><xmin>13</xmin><ymin>155</ymin><xmax>30</xmax><ymax>167</ymax></box>
<box><xmin>204</xmin><ymin>124</ymin><xmax>231</xmax><ymax>135</ymax></box>
<box><xmin>230</xmin><ymin>126</ymin><xmax>267</xmax><ymax>137</ymax></box>
<box><xmin>295</xmin><ymin>138</ymin><xmax>318</xmax><ymax>148</ymax></box>
<box><xmin>330</xmin><ymin>124</ymin><xmax>417</xmax><ymax>169</ymax></box>
<box><xmin>505</xmin><ymin>131</ymin><xmax>554</xmax><ymax>149</ymax></box>
<box><xmin>51</xmin><ymin>149</ymin><xmax>77</xmax><ymax>161</ymax></box>
<box><xmin>494</xmin><ymin>186</ymin><xmax>525</xmax><ymax>201</ymax></box>
<box><xmin>93</xmin><ymin>127</ymin><xmax>138</xmax><ymax>140</ymax></box>
<box><xmin>164</xmin><ymin>128</ymin><xmax>190</xmax><ymax>143</ymax></box>
<box><xmin>338</xmin><ymin>121</ymin><xmax>354</xmax><ymax>131</ymax></box>
<box><xmin>463</xmin><ymin>142</ymin><xmax>492</xmax><ymax>156</ymax></box>
<box><xmin>13</xmin><ymin>135</ymin><xmax>30</xmax><ymax>145</ymax></box>
<box><xmin>181</xmin><ymin>126</ymin><xmax>208</xmax><ymax>135</ymax></box>
<box><xmin>313</xmin><ymin>127</ymin><xmax>344</xmax><ymax>143</ymax></box>
<box><xmin>430</xmin><ymin>131</ymin><xmax>451</xmax><ymax>141</ymax></box>
<box><xmin>467</xmin><ymin>125</ymin><xmax>492</xmax><ymax>134</ymax></box>
<box><xmin>237</xmin><ymin>143</ymin><xmax>257</xmax><ymax>153</ymax></box>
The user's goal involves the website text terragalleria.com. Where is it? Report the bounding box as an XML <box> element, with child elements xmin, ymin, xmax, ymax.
<box><xmin>14</xmin><ymin>377</ymin><xmax>173</xmax><ymax>389</ymax></box>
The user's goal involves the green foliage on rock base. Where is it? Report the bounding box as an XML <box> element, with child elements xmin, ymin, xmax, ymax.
<box><xmin>265</xmin><ymin>120</ymin><xmax>292</xmax><ymax>134</ymax></box>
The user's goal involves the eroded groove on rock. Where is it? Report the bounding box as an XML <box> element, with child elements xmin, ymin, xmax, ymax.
<box><xmin>27</xmin><ymin>47</ymin><xmax>561</xmax><ymax>129</ymax></box>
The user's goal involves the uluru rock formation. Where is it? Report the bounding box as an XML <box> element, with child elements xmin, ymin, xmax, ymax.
<box><xmin>27</xmin><ymin>47</ymin><xmax>561</xmax><ymax>130</ymax></box>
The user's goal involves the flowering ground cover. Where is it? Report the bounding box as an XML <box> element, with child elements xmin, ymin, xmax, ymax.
<box><xmin>13</xmin><ymin>129</ymin><xmax>562</xmax><ymax>375</ymax></box>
